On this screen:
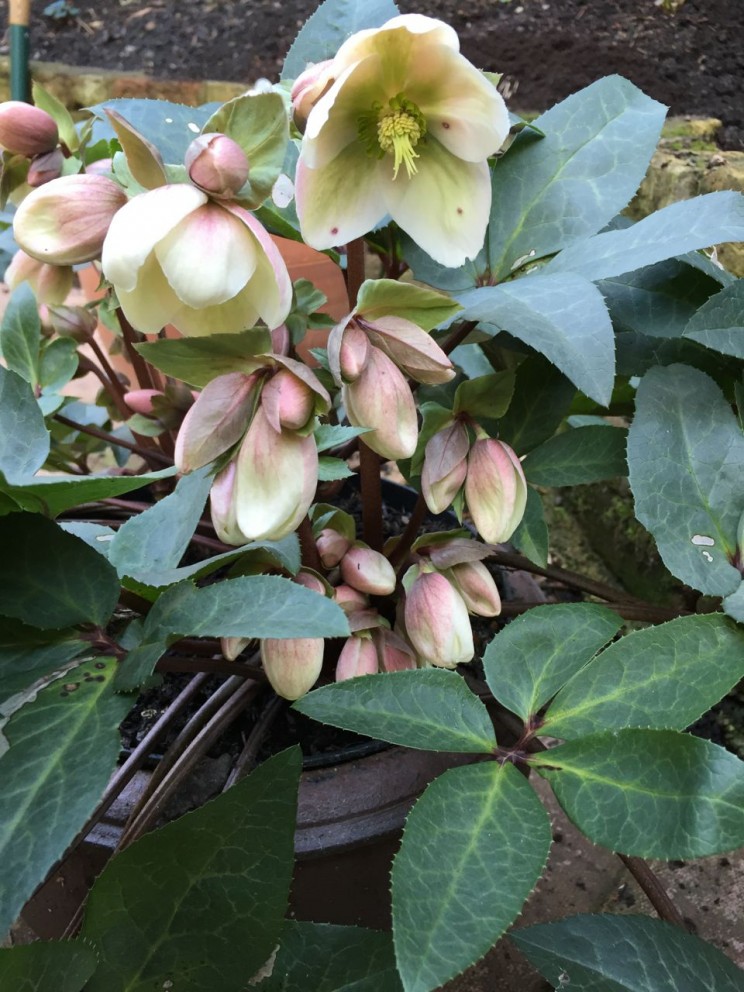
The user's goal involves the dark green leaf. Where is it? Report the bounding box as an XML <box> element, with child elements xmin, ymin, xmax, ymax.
<box><xmin>0</xmin><ymin>366</ymin><xmax>50</xmax><ymax>483</ymax></box>
<box><xmin>38</xmin><ymin>337</ymin><xmax>79</xmax><ymax>391</ymax></box>
<box><xmin>318</xmin><ymin>456</ymin><xmax>355</xmax><ymax>481</ymax></box>
<box><xmin>627</xmin><ymin>364</ymin><xmax>744</xmax><ymax>596</ymax></box>
<box><xmin>282</xmin><ymin>0</ymin><xmax>399</xmax><ymax>79</ymax></box>
<box><xmin>511</xmin><ymin>914</ymin><xmax>744</xmax><ymax>992</ymax></box>
<box><xmin>108</xmin><ymin>468</ymin><xmax>212</xmax><ymax>578</ymax></box>
<box><xmin>543</xmin><ymin>614</ymin><xmax>744</xmax><ymax>738</ymax></box>
<box><xmin>0</xmin><ymin>940</ymin><xmax>98</xmax><ymax>992</ymax></box>
<box><xmin>0</xmin><ymin>514</ymin><xmax>119</xmax><ymax>629</ymax></box>
<box><xmin>497</xmin><ymin>355</ymin><xmax>576</xmax><ymax>454</ymax></box>
<box><xmin>392</xmin><ymin>762</ymin><xmax>551</xmax><ymax>992</ymax></box>
<box><xmin>0</xmin><ymin>467</ymin><xmax>175</xmax><ymax>516</ymax></box>
<box><xmin>0</xmin><ymin>636</ymin><xmax>87</xmax><ymax>704</ymax></box>
<box><xmin>81</xmin><ymin>748</ymin><xmax>301</xmax><ymax>992</ymax></box>
<box><xmin>136</xmin><ymin>329</ymin><xmax>272</xmax><ymax>387</ymax></box>
<box><xmin>457</xmin><ymin>274</ymin><xmax>614</xmax><ymax>405</ymax></box>
<box><xmin>294</xmin><ymin>670</ymin><xmax>497</xmax><ymax>753</ymax></box>
<box><xmin>546</xmin><ymin>191</ymin><xmax>744</xmax><ymax>282</ymax></box>
<box><xmin>453</xmin><ymin>370</ymin><xmax>515</xmax><ymax>419</ymax></box>
<box><xmin>510</xmin><ymin>486</ymin><xmax>549</xmax><ymax>567</ymax></box>
<box><xmin>684</xmin><ymin>279</ymin><xmax>744</xmax><ymax>358</ymax></box>
<box><xmin>256</xmin><ymin>921</ymin><xmax>401</xmax><ymax>992</ymax></box>
<box><xmin>483</xmin><ymin>603</ymin><xmax>622</xmax><ymax>722</ymax></box>
<box><xmin>523</xmin><ymin>425</ymin><xmax>628</xmax><ymax>486</ymax></box>
<box><xmin>0</xmin><ymin>656</ymin><xmax>131</xmax><ymax>940</ymax></box>
<box><xmin>488</xmin><ymin>76</ymin><xmax>665</xmax><ymax>280</ymax></box>
<box><xmin>0</xmin><ymin>284</ymin><xmax>41</xmax><ymax>386</ymax></box>
<box><xmin>533</xmin><ymin>729</ymin><xmax>744</xmax><ymax>858</ymax></box>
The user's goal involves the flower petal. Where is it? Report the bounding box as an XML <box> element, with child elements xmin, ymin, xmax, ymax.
<box><xmin>155</xmin><ymin>202</ymin><xmax>257</xmax><ymax>308</ymax></box>
<box><xmin>384</xmin><ymin>140</ymin><xmax>491</xmax><ymax>267</ymax></box>
<box><xmin>116</xmin><ymin>252</ymin><xmax>183</xmax><ymax>333</ymax></box>
<box><xmin>167</xmin><ymin>282</ymin><xmax>260</xmax><ymax>336</ymax></box>
<box><xmin>102</xmin><ymin>184</ymin><xmax>207</xmax><ymax>292</ymax></box>
<box><xmin>224</xmin><ymin>204</ymin><xmax>293</xmax><ymax>328</ymax></box>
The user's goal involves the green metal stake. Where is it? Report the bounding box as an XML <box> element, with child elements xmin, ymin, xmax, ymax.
<box><xmin>9</xmin><ymin>0</ymin><xmax>31</xmax><ymax>102</ymax></box>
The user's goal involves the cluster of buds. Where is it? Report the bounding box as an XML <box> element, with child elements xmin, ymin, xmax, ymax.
<box><xmin>176</xmin><ymin>358</ymin><xmax>330</xmax><ymax>543</ymax></box>
<box><xmin>328</xmin><ymin>309</ymin><xmax>455</xmax><ymax>460</ymax></box>
<box><xmin>422</xmin><ymin>423</ymin><xmax>527</xmax><ymax>543</ymax></box>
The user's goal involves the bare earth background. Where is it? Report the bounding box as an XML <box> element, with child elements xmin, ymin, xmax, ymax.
<box><xmin>0</xmin><ymin>0</ymin><xmax>742</xmax><ymax>149</ymax></box>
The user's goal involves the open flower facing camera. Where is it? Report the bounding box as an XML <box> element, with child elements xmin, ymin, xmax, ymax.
<box><xmin>2</xmin><ymin>0</ymin><xmax>744</xmax><ymax>990</ymax></box>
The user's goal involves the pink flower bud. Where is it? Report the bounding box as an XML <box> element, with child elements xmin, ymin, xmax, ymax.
<box><xmin>335</xmin><ymin>634</ymin><xmax>378</xmax><ymax>681</ymax></box>
<box><xmin>421</xmin><ymin>421</ymin><xmax>470</xmax><ymax>515</ymax></box>
<box><xmin>261</xmin><ymin>637</ymin><xmax>325</xmax><ymax>699</ymax></box>
<box><xmin>291</xmin><ymin>60</ymin><xmax>336</xmax><ymax>133</ymax></box>
<box><xmin>85</xmin><ymin>158</ymin><xmax>114</xmax><ymax>176</ymax></box>
<box><xmin>465</xmin><ymin>438</ymin><xmax>527</xmax><ymax>544</ymax></box>
<box><xmin>271</xmin><ymin>323</ymin><xmax>291</xmax><ymax>355</ymax></box>
<box><xmin>333</xmin><ymin>584</ymin><xmax>370</xmax><ymax>613</ymax></box>
<box><xmin>374</xmin><ymin>627</ymin><xmax>417</xmax><ymax>672</ymax></box>
<box><xmin>175</xmin><ymin>372</ymin><xmax>258</xmax><ymax>473</ymax></box>
<box><xmin>404</xmin><ymin>569</ymin><xmax>474</xmax><ymax>669</ymax></box>
<box><xmin>338</xmin><ymin>324</ymin><xmax>370</xmax><ymax>382</ymax></box>
<box><xmin>185</xmin><ymin>133</ymin><xmax>250</xmax><ymax>199</ymax></box>
<box><xmin>4</xmin><ymin>249</ymin><xmax>72</xmax><ymax>305</ymax></box>
<box><xmin>340</xmin><ymin>544</ymin><xmax>396</xmax><ymax>596</ymax></box>
<box><xmin>27</xmin><ymin>148</ymin><xmax>64</xmax><ymax>187</ymax></box>
<box><xmin>0</xmin><ymin>101</ymin><xmax>58</xmax><ymax>157</ymax></box>
<box><xmin>445</xmin><ymin>561</ymin><xmax>501</xmax><ymax>617</ymax></box>
<box><xmin>46</xmin><ymin>304</ymin><xmax>98</xmax><ymax>341</ymax></box>
<box><xmin>294</xmin><ymin>570</ymin><xmax>327</xmax><ymax>595</ymax></box>
<box><xmin>221</xmin><ymin>636</ymin><xmax>250</xmax><ymax>661</ymax></box>
<box><xmin>124</xmin><ymin>389</ymin><xmax>164</xmax><ymax>417</ymax></box>
<box><xmin>209</xmin><ymin>461</ymin><xmax>245</xmax><ymax>546</ymax></box>
<box><xmin>316</xmin><ymin>527</ymin><xmax>351</xmax><ymax>568</ymax></box>
<box><xmin>343</xmin><ymin>345</ymin><xmax>418</xmax><ymax>460</ymax></box>
<box><xmin>364</xmin><ymin>315</ymin><xmax>455</xmax><ymax>385</ymax></box>
<box><xmin>14</xmin><ymin>174</ymin><xmax>128</xmax><ymax>265</ymax></box>
<box><xmin>261</xmin><ymin>367</ymin><xmax>315</xmax><ymax>431</ymax></box>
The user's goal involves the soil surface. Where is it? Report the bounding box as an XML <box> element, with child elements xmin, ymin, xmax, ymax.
<box><xmin>1</xmin><ymin>0</ymin><xmax>742</xmax><ymax>149</ymax></box>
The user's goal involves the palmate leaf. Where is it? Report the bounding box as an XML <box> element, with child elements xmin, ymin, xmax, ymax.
<box><xmin>511</xmin><ymin>914</ymin><xmax>744</xmax><ymax>992</ymax></box>
<box><xmin>81</xmin><ymin>748</ymin><xmax>301</xmax><ymax>992</ymax></box>
<box><xmin>392</xmin><ymin>762</ymin><xmax>551</xmax><ymax>992</ymax></box>
<box><xmin>533</xmin><ymin>729</ymin><xmax>744</xmax><ymax>859</ymax></box>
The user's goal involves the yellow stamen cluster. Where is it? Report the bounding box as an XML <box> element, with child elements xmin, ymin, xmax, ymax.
<box><xmin>377</xmin><ymin>109</ymin><xmax>423</xmax><ymax>179</ymax></box>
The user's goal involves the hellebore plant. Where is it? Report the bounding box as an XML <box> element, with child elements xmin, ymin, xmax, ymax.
<box><xmin>1</xmin><ymin>1</ymin><xmax>744</xmax><ymax>991</ymax></box>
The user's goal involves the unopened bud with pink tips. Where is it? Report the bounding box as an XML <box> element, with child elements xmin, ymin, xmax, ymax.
<box><xmin>261</xmin><ymin>367</ymin><xmax>315</xmax><ymax>431</ymax></box>
<box><xmin>335</xmin><ymin>633</ymin><xmax>379</xmax><ymax>681</ymax></box>
<box><xmin>333</xmin><ymin>584</ymin><xmax>370</xmax><ymax>613</ymax></box>
<box><xmin>374</xmin><ymin>627</ymin><xmax>417</xmax><ymax>672</ymax></box>
<box><xmin>465</xmin><ymin>436</ymin><xmax>527</xmax><ymax>544</ymax></box>
<box><xmin>340</xmin><ymin>543</ymin><xmax>396</xmax><ymax>596</ymax></box>
<box><xmin>422</xmin><ymin>421</ymin><xmax>470</xmax><ymax>515</ymax></box>
<box><xmin>124</xmin><ymin>389</ymin><xmax>165</xmax><ymax>417</ymax></box>
<box><xmin>344</xmin><ymin>345</ymin><xmax>418</xmax><ymax>460</ymax></box>
<box><xmin>4</xmin><ymin>249</ymin><xmax>72</xmax><ymax>305</ymax></box>
<box><xmin>27</xmin><ymin>148</ymin><xmax>64</xmax><ymax>187</ymax></box>
<box><xmin>185</xmin><ymin>132</ymin><xmax>250</xmax><ymax>199</ymax></box>
<box><xmin>403</xmin><ymin>567</ymin><xmax>474</xmax><ymax>669</ymax></box>
<box><xmin>445</xmin><ymin>560</ymin><xmax>501</xmax><ymax>617</ymax></box>
<box><xmin>316</xmin><ymin>527</ymin><xmax>351</xmax><ymax>568</ymax></box>
<box><xmin>261</xmin><ymin>636</ymin><xmax>325</xmax><ymax>699</ymax></box>
<box><xmin>291</xmin><ymin>59</ymin><xmax>336</xmax><ymax>133</ymax></box>
<box><xmin>0</xmin><ymin>101</ymin><xmax>58</xmax><ymax>157</ymax></box>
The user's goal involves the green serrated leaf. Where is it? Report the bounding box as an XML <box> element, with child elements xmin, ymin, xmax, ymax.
<box><xmin>533</xmin><ymin>729</ymin><xmax>744</xmax><ymax>858</ymax></box>
<box><xmin>315</xmin><ymin>424</ymin><xmax>369</xmax><ymax>452</ymax></box>
<box><xmin>282</xmin><ymin>0</ymin><xmax>400</xmax><ymax>79</ymax></box>
<box><xmin>0</xmin><ymin>366</ymin><xmax>50</xmax><ymax>483</ymax></box>
<box><xmin>392</xmin><ymin>762</ymin><xmax>551</xmax><ymax>992</ymax></box>
<box><xmin>0</xmin><ymin>466</ymin><xmax>176</xmax><ymax>516</ymax></box>
<box><xmin>627</xmin><ymin>364</ymin><xmax>744</xmax><ymax>596</ymax></box>
<box><xmin>136</xmin><ymin>328</ymin><xmax>272</xmax><ymax>387</ymax></box>
<box><xmin>542</xmin><ymin>614</ymin><xmax>744</xmax><ymax>738</ymax></box>
<box><xmin>356</xmin><ymin>279</ymin><xmax>461</xmax><ymax>331</ymax></box>
<box><xmin>38</xmin><ymin>336</ymin><xmax>79</xmax><ymax>392</ymax></box>
<box><xmin>510</xmin><ymin>486</ymin><xmax>549</xmax><ymax>567</ymax></box>
<box><xmin>115</xmin><ymin>575</ymin><xmax>349</xmax><ymax>690</ymax></box>
<box><xmin>488</xmin><ymin>76</ymin><xmax>665</xmax><ymax>280</ymax></box>
<box><xmin>0</xmin><ymin>636</ymin><xmax>87</xmax><ymax>704</ymax></box>
<box><xmin>0</xmin><ymin>656</ymin><xmax>131</xmax><ymax>940</ymax></box>
<box><xmin>683</xmin><ymin>278</ymin><xmax>744</xmax><ymax>358</ymax></box>
<box><xmin>318</xmin><ymin>456</ymin><xmax>355</xmax><ymax>481</ymax></box>
<box><xmin>453</xmin><ymin>370</ymin><xmax>515</xmax><ymax>419</ymax></box>
<box><xmin>81</xmin><ymin>748</ymin><xmax>301</xmax><ymax>992</ymax></box>
<box><xmin>0</xmin><ymin>514</ymin><xmax>119</xmax><ymax>629</ymax></box>
<box><xmin>457</xmin><ymin>273</ymin><xmax>614</xmax><ymax>406</ymax></box>
<box><xmin>523</xmin><ymin>425</ymin><xmax>628</xmax><ymax>486</ymax></box>
<box><xmin>256</xmin><ymin>921</ymin><xmax>401</xmax><ymax>992</ymax></box>
<box><xmin>511</xmin><ymin>914</ymin><xmax>744</xmax><ymax>992</ymax></box>
<box><xmin>546</xmin><ymin>191</ymin><xmax>744</xmax><ymax>282</ymax></box>
<box><xmin>498</xmin><ymin>355</ymin><xmax>576</xmax><ymax>454</ymax></box>
<box><xmin>0</xmin><ymin>284</ymin><xmax>41</xmax><ymax>386</ymax></box>
<box><xmin>108</xmin><ymin>468</ymin><xmax>212</xmax><ymax>579</ymax></box>
<box><xmin>483</xmin><ymin>603</ymin><xmax>622</xmax><ymax>722</ymax></box>
<box><xmin>295</xmin><ymin>670</ymin><xmax>497</xmax><ymax>753</ymax></box>
<box><xmin>0</xmin><ymin>940</ymin><xmax>98</xmax><ymax>992</ymax></box>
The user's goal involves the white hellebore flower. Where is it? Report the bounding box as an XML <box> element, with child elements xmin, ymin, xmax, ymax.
<box><xmin>101</xmin><ymin>184</ymin><xmax>292</xmax><ymax>336</ymax></box>
<box><xmin>294</xmin><ymin>14</ymin><xmax>509</xmax><ymax>268</ymax></box>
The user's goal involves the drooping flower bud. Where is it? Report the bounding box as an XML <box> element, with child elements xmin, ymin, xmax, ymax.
<box><xmin>294</xmin><ymin>569</ymin><xmax>327</xmax><ymax>596</ymax></box>
<box><xmin>333</xmin><ymin>584</ymin><xmax>369</xmax><ymax>613</ymax></box>
<box><xmin>185</xmin><ymin>133</ymin><xmax>250</xmax><ymax>199</ymax></box>
<box><xmin>124</xmin><ymin>389</ymin><xmax>165</xmax><ymax>417</ymax></box>
<box><xmin>175</xmin><ymin>372</ymin><xmax>258</xmax><ymax>473</ymax></box>
<box><xmin>340</xmin><ymin>543</ymin><xmax>396</xmax><ymax>596</ymax></box>
<box><xmin>422</xmin><ymin>421</ymin><xmax>470</xmax><ymax>515</ymax></box>
<box><xmin>343</xmin><ymin>345</ymin><xmax>418</xmax><ymax>460</ymax></box>
<box><xmin>291</xmin><ymin>60</ymin><xmax>336</xmax><ymax>133</ymax></box>
<box><xmin>14</xmin><ymin>174</ymin><xmax>128</xmax><ymax>265</ymax></box>
<box><xmin>46</xmin><ymin>304</ymin><xmax>98</xmax><ymax>341</ymax></box>
<box><xmin>85</xmin><ymin>158</ymin><xmax>114</xmax><ymax>176</ymax></box>
<box><xmin>465</xmin><ymin>437</ymin><xmax>527</xmax><ymax>544</ymax></box>
<box><xmin>209</xmin><ymin>461</ymin><xmax>245</xmax><ymax>546</ymax></box>
<box><xmin>27</xmin><ymin>148</ymin><xmax>64</xmax><ymax>187</ymax></box>
<box><xmin>261</xmin><ymin>637</ymin><xmax>325</xmax><ymax>700</ymax></box>
<box><xmin>4</xmin><ymin>249</ymin><xmax>72</xmax><ymax>305</ymax></box>
<box><xmin>403</xmin><ymin>568</ymin><xmax>474</xmax><ymax>669</ymax></box>
<box><xmin>0</xmin><ymin>101</ymin><xmax>58</xmax><ymax>157</ymax></box>
<box><xmin>338</xmin><ymin>324</ymin><xmax>371</xmax><ymax>382</ymax></box>
<box><xmin>374</xmin><ymin>627</ymin><xmax>417</xmax><ymax>672</ymax></box>
<box><xmin>316</xmin><ymin>527</ymin><xmax>351</xmax><ymax>569</ymax></box>
<box><xmin>221</xmin><ymin>636</ymin><xmax>250</xmax><ymax>661</ymax></box>
<box><xmin>363</xmin><ymin>315</ymin><xmax>455</xmax><ymax>385</ymax></box>
<box><xmin>270</xmin><ymin>323</ymin><xmax>291</xmax><ymax>356</ymax></box>
<box><xmin>335</xmin><ymin>633</ymin><xmax>379</xmax><ymax>681</ymax></box>
<box><xmin>261</xmin><ymin>367</ymin><xmax>315</xmax><ymax>431</ymax></box>
<box><xmin>445</xmin><ymin>561</ymin><xmax>501</xmax><ymax>617</ymax></box>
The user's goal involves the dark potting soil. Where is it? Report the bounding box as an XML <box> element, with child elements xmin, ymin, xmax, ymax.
<box><xmin>2</xmin><ymin>0</ymin><xmax>742</xmax><ymax>150</ymax></box>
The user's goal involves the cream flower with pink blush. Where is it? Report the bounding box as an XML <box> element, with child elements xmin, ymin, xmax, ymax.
<box><xmin>294</xmin><ymin>14</ymin><xmax>509</xmax><ymax>268</ymax></box>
